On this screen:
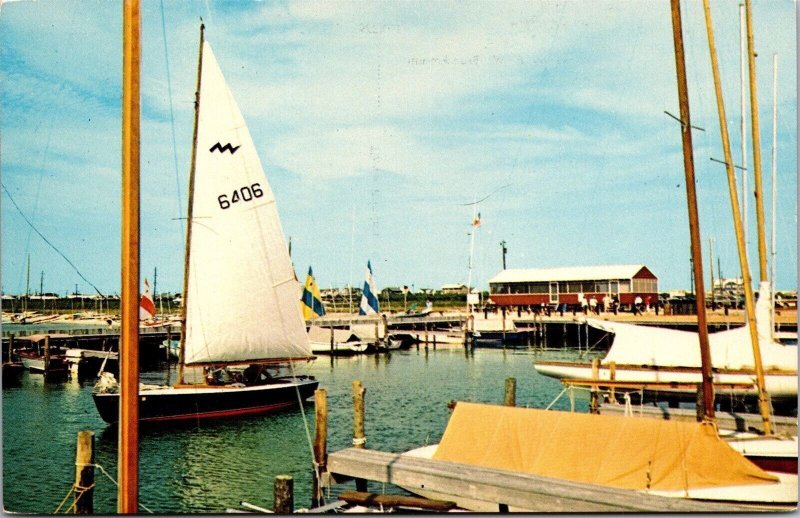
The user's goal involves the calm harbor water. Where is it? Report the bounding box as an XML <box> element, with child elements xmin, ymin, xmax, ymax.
<box><xmin>3</xmin><ymin>347</ymin><xmax>589</xmax><ymax>514</ymax></box>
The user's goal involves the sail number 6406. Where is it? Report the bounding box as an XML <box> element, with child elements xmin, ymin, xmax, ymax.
<box><xmin>218</xmin><ymin>183</ymin><xmax>264</xmax><ymax>209</ymax></box>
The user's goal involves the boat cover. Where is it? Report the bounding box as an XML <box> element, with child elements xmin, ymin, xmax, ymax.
<box><xmin>595</xmin><ymin>283</ymin><xmax>796</xmax><ymax>371</ymax></box>
<box><xmin>433</xmin><ymin>402</ymin><xmax>778</xmax><ymax>491</ymax></box>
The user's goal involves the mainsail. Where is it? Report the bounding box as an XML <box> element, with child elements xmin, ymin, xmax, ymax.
<box><xmin>301</xmin><ymin>267</ymin><xmax>326</xmax><ymax>319</ymax></box>
<box><xmin>359</xmin><ymin>260</ymin><xmax>380</xmax><ymax>315</ymax></box>
<box><xmin>183</xmin><ymin>41</ymin><xmax>312</xmax><ymax>365</ymax></box>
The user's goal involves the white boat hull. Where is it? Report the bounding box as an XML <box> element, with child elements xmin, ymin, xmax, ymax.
<box><xmin>534</xmin><ymin>361</ymin><xmax>798</xmax><ymax>399</ymax></box>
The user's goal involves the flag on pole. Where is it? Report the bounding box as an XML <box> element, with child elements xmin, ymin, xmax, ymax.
<box><xmin>139</xmin><ymin>278</ymin><xmax>155</xmax><ymax>320</ymax></box>
<box><xmin>359</xmin><ymin>260</ymin><xmax>380</xmax><ymax>315</ymax></box>
<box><xmin>472</xmin><ymin>212</ymin><xmax>482</xmax><ymax>228</ymax></box>
<box><xmin>301</xmin><ymin>266</ymin><xmax>326</xmax><ymax>319</ymax></box>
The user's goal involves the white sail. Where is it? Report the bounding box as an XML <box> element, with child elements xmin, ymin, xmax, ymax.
<box><xmin>183</xmin><ymin>41</ymin><xmax>311</xmax><ymax>365</ymax></box>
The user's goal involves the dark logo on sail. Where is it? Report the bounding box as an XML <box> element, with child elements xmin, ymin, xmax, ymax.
<box><xmin>209</xmin><ymin>142</ymin><xmax>241</xmax><ymax>154</ymax></box>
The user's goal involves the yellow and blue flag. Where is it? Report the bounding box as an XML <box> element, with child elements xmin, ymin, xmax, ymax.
<box><xmin>301</xmin><ymin>267</ymin><xmax>326</xmax><ymax>319</ymax></box>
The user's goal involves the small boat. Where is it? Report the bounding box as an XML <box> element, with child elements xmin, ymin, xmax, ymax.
<box><xmin>307</xmin><ymin>326</ymin><xmax>369</xmax><ymax>356</ymax></box>
<box><xmin>471</xmin><ymin>316</ymin><xmax>526</xmax><ymax>347</ymax></box>
<box><xmin>15</xmin><ymin>333</ymin><xmax>70</xmax><ymax>376</ymax></box>
<box><xmin>401</xmin><ymin>402</ymin><xmax>797</xmax><ymax>509</ymax></box>
<box><xmin>92</xmin><ymin>27</ymin><xmax>318</xmax><ymax>424</ymax></box>
<box><xmin>534</xmin><ymin>292</ymin><xmax>798</xmax><ymax>404</ymax></box>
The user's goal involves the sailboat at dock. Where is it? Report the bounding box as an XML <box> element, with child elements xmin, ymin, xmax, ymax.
<box><xmin>92</xmin><ymin>27</ymin><xmax>318</xmax><ymax>424</ymax></box>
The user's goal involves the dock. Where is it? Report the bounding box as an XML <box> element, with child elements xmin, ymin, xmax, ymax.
<box><xmin>323</xmin><ymin>448</ymin><xmax>762</xmax><ymax>512</ymax></box>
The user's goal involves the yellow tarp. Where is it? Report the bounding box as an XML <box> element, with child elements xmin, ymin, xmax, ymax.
<box><xmin>433</xmin><ymin>402</ymin><xmax>778</xmax><ymax>492</ymax></box>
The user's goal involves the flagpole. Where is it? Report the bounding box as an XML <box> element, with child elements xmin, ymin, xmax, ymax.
<box><xmin>466</xmin><ymin>194</ymin><xmax>477</xmax><ymax>313</ymax></box>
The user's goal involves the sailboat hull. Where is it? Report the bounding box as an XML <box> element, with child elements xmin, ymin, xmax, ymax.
<box><xmin>92</xmin><ymin>376</ymin><xmax>319</xmax><ymax>424</ymax></box>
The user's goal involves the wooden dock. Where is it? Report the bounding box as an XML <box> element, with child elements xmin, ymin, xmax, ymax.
<box><xmin>324</xmin><ymin>448</ymin><xmax>762</xmax><ymax>513</ymax></box>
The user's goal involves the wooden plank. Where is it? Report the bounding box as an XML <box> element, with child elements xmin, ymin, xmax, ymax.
<box><xmin>326</xmin><ymin>448</ymin><xmax>757</xmax><ymax>513</ymax></box>
<box><xmin>338</xmin><ymin>491</ymin><xmax>456</xmax><ymax>511</ymax></box>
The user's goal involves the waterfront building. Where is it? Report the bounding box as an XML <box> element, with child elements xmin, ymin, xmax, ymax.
<box><xmin>488</xmin><ymin>264</ymin><xmax>658</xmax><ymax>309</ymax></box>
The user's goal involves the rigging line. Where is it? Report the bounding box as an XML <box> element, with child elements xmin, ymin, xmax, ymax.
<box><xmin>159</xmin><ymin>0</ymin><xmax>185</xmax><ymax>236</ymax></box>
<box><xmin>1</xmin><ymin>183</ymin><xmax>105</xmax><ymax>298</ymax></box>
<box><xmin>457</xmin><ymin>184</ymin><xmax>511</xmax><ymax>206</ymax></box>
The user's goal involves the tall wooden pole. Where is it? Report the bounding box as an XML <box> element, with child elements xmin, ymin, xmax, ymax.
<box><xmin>120</xmin><ymin>0</ymin><xmax>141</xmax><ymax>512</ymax></box>
<box><xmin>669</xmin><ymin>0</ymin><xmax>714</xmax><ymax>423</ymax></box>
<box><xmin>744</xmin><ymin>0</ymin><xmax>768</xmax><ymax>282</ymax></box>
<box><xmin>701</xmin><ymin>0</ymin><xmax>771</xmax><ymax>434</ymax></box>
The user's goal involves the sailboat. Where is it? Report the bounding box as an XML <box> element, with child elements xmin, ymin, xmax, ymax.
<box><xmin>93</xmin><ymin>28</ymin><xmax>318</xmax><ymax>424</ymax></box>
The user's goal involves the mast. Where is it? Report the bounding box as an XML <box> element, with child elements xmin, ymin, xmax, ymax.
<box><xmin>120</xmin><ymin>0</ymin><xmax>141</xmax><ymax>512</ymax></box>
<box><xmin>24</xmin><ymin>254</ymin><xmax>30</xmax><ymax>313</ymax></box>
<box><xmin>738</xmin><ymin>4</ymin><xmax>748</xmax><ymax>263</ymax></box>
<box><xmin>770</xmin><ymin>54</ymin><xmax>777</xmax><ymax>336</ymax></box>
<box><xmin>178</xmin><ymin>23</ymin><xmax>205</xmax><ymax>385</ymax></box>
<box><xmin>701</xmin><ymin>0</ymin><xmax>771</xmax><ymax>434</ymax></box>
<box><xmin>745</xmin><ymin>0</ymin><xmax>768</xmax><ymax>283</ymax></box>
<box><xmin>669</xmin><ymin>0</ymin><xmax>715</xmax><ymax>423</ymax></box>
<box><xmin>708</xmin><ymin>238</ymin><xmax>715</xmax><ymax>308</ymax></box>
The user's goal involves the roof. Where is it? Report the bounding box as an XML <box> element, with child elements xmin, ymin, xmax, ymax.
<box><xmin>488</xmin><ymin>265</ymin><xmax>652</xmax><ymax>284</ymax></box>
<box><xmin>440</xmin><ymin>283</ymin><xmax>466</xmax><ymax>289</ymax></box>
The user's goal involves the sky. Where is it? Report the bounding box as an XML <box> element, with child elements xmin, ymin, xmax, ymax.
<box><xmin>1</xmin><ymin>0</ymin><xmax>797</xmax><ymax>298</ymax></box>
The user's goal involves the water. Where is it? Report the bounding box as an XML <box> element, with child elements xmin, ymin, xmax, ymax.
<box><xmin>3</xmin><ymin>347</ymin><xmax>588</xmax><ymax>514</ymax></box>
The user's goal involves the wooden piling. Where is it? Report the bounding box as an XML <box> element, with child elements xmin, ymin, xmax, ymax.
<box><xmin>352</xmin><ymin>380</ymin><xmax>368</xmax><ymax>492</ymax></box>
<box><xmin>329</xmin><ymin>326</ymin><xmax>335</xmax><ymax>354</ymax></box>
<box><xmin>590</xmin><ymin>358</ymin><xmax>600</xmax><ymax>414</ymax></box>
<box><xmin>353</xmin><ymin>380</ymin><xmax>366</xmax><ymax>448</ymax></box>
<box><xmin>8</xmin><ymin>334</ymin><xmax>14</xmax><ymax>361</ymax></box>
<box><xmin>273</xmin><ymin>475</ymin><xmax>294</xmax><ymax>514</ymax></box>
<box><xmin>608</xmin><ymin>362</ymin><xmax>616</xmax><ymax>402</ymax></box>
<box><xmin>74</xmin><ymin>430</ymin><xmax>95</xmax><ymax>514</ymax></box>
<box><xmin>501</xmin><ymin>308</ymin><xmax>507</xmax><ymax>347</ymax></box>
<box><xmin>424</xmin><ymin>323</ymin><xmax>429</xmax><ymax>349</ymax></box>
<box><xmin>504</xmin><ymin>378</ymin><xmax>516</xmax><ymax>407</ymax></box>
<box><xmin>44</xmin><ymin>335</ymin><xmax>51</xmax><ymax>372</ymax></box>
<box><xmin>312</xmin><ymin>389</ymin><xmax>327</xmax><ymax>508</ymax></box>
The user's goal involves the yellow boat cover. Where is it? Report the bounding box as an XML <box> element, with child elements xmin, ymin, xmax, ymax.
<box><xmin>433</xmin><ymin>402</ymin><xmax>778</xmax><ymax>491</ymax></box>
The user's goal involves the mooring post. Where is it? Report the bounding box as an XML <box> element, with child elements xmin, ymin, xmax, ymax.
<box><xmin>590</xmin><ymin>358</ymin><xmax>600</xmax><ymax>414</ymax></box>
<box><xmin>74</xmin><ymin>430</ymin><xmax>95</xmax><ymax>514</ymax></box>
<box><xmin>504</xmin><ymin>377</ymin><xmax>516</xmax><ymax>407</ymax></box>
<box><xmin>166</xmin><ymin>327</ymin><xmax>172</xmax><ymax>361</ymax></box>
<box><xmin>374</xmin><ymin>321</ymin><xmax>380</xmax><ymax>348</ymax></box>
<box><xmin>424</xmin><ymin>323</ymin><xmax>429</xmax><ymax>349</ymax></box>
<box><xmin>501</xmin><ymin>307</ymin><xmax>507</xmax><ymax>348</ymax></box>
<box><xmin>274</xmin><ymin>475</ymin><xmax>294</xmax><ymax>514</ymax></box>
<box><xmin>381</xmin><ymin>314</ymin><xmax>388</xmax><ymax>347</ymax></box>
<box><xmin>44</xmin><ymin>335</ymin><xmax>51</xmax><ymax>372</ymax></box>
<box><xmin>312</xmin><ymin>389</ymin><xmax>327</xmax><ymax>508</ymax></box>
<box><xmin>8</xmin><ymin>334</ymin><xmax>14</xmax><ymax>361</ymax></box>
<box><xmin>352</xmin><ymin>380</ymin><xmax>368</xmax><ymax>492</ymax></box>
<box><xmin>329</xmin><ymin>326</ymin><xmax>334</xmax><ymax>354</ymax></box>
<box><xmin>609</xmin><ymin>361</ymin><xmax>617</xmax><ymax>402</ymax></box>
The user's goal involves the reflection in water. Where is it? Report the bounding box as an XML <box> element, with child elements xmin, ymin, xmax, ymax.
<box><xmin>4</xmin><ymin>349</ymin><xmax>584</xmax><ymax>513</ymax></box>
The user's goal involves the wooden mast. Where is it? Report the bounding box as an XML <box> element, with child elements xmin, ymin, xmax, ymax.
<box><xmin>178</xmin><ymin>23</ymin><xmax>205</xmax><ymax>385</ymax></box>
<box><xmin>120</xmin><ymin>0</ymin><xmax>141</xmax><ymax>512</ymax></box>
<box><xmin>669</xmin><ymin>0</ymin><xmax>714</xmax><ymax>423</ymax></box>
<box><xmin>700</xmin><ymin>0</ymin><xmax>771</xmax><ymax>434</ymax></box>
<box><xmin>744</xmin><ymin>0</ymin><xmax>768</xmax><ymax>282</ymax></box>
